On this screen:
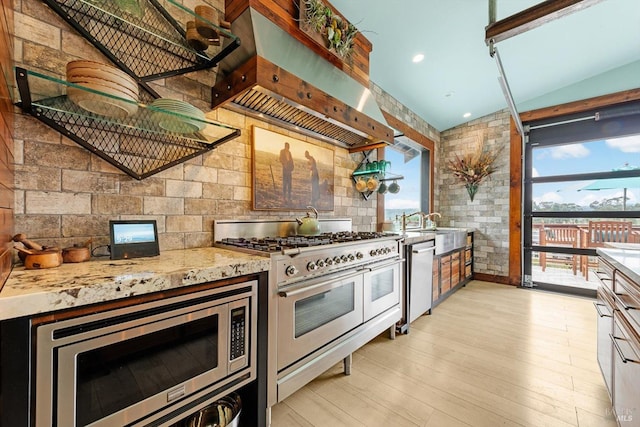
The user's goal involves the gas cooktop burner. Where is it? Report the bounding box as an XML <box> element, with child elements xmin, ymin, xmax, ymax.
<box><xmin>217</xmin><ymin>232</ymin><xmax>397</xmax><ymax>253</ymax></box>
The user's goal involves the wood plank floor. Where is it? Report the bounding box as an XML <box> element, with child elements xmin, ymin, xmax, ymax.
<box><xmin>270</xmin><ymin>280</ymin><xmax>617</xmax><ymax>427</ymax></box>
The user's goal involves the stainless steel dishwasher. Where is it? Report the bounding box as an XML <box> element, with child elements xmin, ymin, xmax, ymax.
<box><xmin>406</xmin><ymin>239</ymin><xmax>436</xmax><ymax>326</ymax></box>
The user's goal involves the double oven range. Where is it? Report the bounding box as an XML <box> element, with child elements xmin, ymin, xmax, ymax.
<box><xmin>214</xmin><ymin>219</ymin><xmax>403</xmax><ymax>414</ymax></box>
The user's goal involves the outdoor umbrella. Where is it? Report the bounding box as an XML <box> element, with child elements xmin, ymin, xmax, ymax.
<box><xmin>578</xmin><ymin>171</ymin><xmax>640</xmax><ymax>211</ymax></box>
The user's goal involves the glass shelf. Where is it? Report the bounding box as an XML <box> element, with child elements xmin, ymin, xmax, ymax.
<box><xmin>42</xmin><ymin>0</ymin><xmax>240</xmax><ymax>88</ymax></box>
<box><xmin>15</xmin><ymin>68</ymin><xmax>240</xmax><ymax>180</ymax></box>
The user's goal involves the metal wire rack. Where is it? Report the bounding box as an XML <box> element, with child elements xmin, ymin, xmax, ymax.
<box><xmin>42</xmin><ymin>0</ymin><xmax>240</xmax><ymax>95</ymax></box>
<box><xmin>16</xmin><ymin>68</ymin><xmax>240</xmax><ymax>180</ymax></box>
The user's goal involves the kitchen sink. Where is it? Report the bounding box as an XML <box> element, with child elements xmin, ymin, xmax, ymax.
<box><xmin>404</xmin><ymin>227</ymin><xmax>468</xmax><ymax>254</ymax></box>
<box><xmin>430</xmin><ymin>228</ymin><xmax>467</xmax><ymax>254</ymax></box>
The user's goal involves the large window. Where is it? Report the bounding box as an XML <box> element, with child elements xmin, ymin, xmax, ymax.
<box><xmin>383</xmin><ymin>135</ymin><xmax>431</xmax><ymax>227</ymax></box>
<box><xmin>523</xmin><ymin>101</ymin><xmax>640</xmax><ymax>294</ymax></box>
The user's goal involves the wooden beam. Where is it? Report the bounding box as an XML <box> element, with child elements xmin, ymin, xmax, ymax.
<box><xmin>348</xmin><ymin>142</ymin><xmax>388</xmax><ymax>153</ymax></box>
<box><xmin>485</xmin><ymin>0</ymin><xmax>606</xmax><ymax>44</ymax></box>
<box><xmin>381</xmin><ymin>111</ymin><xmax>436</xmax><ymax>215</ymax></box>
<box><xmin>508</xmin><ymin>116</ymin><xmax>523</xmax><ymax>286</ymax></box>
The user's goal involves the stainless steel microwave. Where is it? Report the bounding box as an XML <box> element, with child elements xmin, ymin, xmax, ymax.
<box><xmin>34</xmin><ymin>281</ymin><xmax>257</xmax><ymax>426</ymax></box>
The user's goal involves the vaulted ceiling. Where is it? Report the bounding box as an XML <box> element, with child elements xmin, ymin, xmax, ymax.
<box><xmin>330</xmin><ymin>0</ymin><xmax>640</xmax><ymax>131</ymax></box>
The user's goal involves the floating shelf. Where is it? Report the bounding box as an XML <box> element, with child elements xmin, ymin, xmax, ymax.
<box><xmin>352</xmin><ymin>150</ymin><xmax>404</xmax><ymax>200</ymax></box>
<box><xmin>42</xmin><ymin>0</ymin><xmax>240</xmax><ymax>96</ymax></box>
<box><xmin>15</xmin><ymin>68</ymin><xmax>240</xmax><ymax>180</ymax></box>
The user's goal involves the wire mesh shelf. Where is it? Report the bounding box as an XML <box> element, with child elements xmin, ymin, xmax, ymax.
<box><xmin>15</xmin><ymin>67</ymin><xmax>240</xmax><ymax>180</ymax></box>
<box><xmin>42</xmin><ymin>0</ymin><xmax>240</xmax><ymax>90</ymax></box>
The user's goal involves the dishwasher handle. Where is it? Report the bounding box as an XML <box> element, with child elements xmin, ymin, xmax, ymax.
<box><xmin>413</xmin><ymin>246</ymin><xmax>436</xmax><ymax>254</ymax></box>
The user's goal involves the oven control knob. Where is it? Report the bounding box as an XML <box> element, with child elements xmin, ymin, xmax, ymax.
<box><xmin>376</xmin><ymin>248</ymin><xmax>383</xmax><ymax>255</ymax></box>
<box><xmin>369</xmin><ymin>249</ymin><xmax>377</xmax><ymax>256</ymax></box>
<box><xmin>333</xmin><ymin>256</ymin><xmax>342</xmax><ymax>264</ymax></box>
<box><xmin>307</xmin><ymin>261</ymin><xmax>318</xmax><ymax>271</ymax></box>
<box><xmin>383</xmin><ymin>247</ymin><xmax>391</xmax><ymax>254</ymax></box>
<box><xmin>341</xmin><ymin>255</ymin><xmax>349</xmax><ymax>263</ymax></box>
<box><xmin>285</xmin><ymin>265</ymin><xmax>298</xmax><ymax>276</ymax></box>
<box><xmin>347</xmin><ymin>253</ymin><xmax>355</xmax><ymax>262</ymax></box>
<box><xmin>316</xmin><ymin>259</ymin><xmax>326</xmax><ymax>268</ymax></box>
<box><xmin>325</xmin><ymin>257</ymin><xmax>334</xmax><ymax>266</ymax></box>
<box><xmin>356</xmin><ymin>252</ymin><xmax>364</xmax><ymax>260</ymax></box>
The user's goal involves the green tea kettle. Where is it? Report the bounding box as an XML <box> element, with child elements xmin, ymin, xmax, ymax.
<box><xmin>296</xmin><ymin>206</ymin><xmax>321</xmax><ymax>236</ymax></box>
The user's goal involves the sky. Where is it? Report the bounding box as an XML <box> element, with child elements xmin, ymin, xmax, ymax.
<box><xmin>532</xmin><ymin>134</ymin><xmax>640</xmax><ymax>208</ymax></box>
<box><xmin>383</xmin><ymin>147</ymin><xmax>421</xmax><ymax>211</ymax></box>
<box><xmin>382</xmin><ymin>133</ymin><xmax>640</xmax><ymax>212</ymax></box>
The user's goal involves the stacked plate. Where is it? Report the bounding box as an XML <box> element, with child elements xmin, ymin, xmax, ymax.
<box><xmin>66</xmin><ymin>60</ymin><xmax>139</xmax><ymax>118</ymax></box>
<box><xmin>150</xmin><ymin>98</ymin><xmax>206</xmax><ymax>134</ymax></box>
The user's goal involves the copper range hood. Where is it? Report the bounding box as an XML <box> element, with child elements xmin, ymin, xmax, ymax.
<box><xmin>211</xmin><ymin>3</ymin><xmax>393</xmax><ymax>150</ymax></box>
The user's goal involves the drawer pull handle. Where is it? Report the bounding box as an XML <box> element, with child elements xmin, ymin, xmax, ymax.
<box><xmin>610</xmin><ymin>334</ymin><xmax>640</xmax><ymax>364</ymax></box>
<box><xmin>594</xmin><ymin>271</ymin><xmax>612</xmax><ymax>284</ymax></box>
<box><xmin>593</xmin><ymin>302</ymin><xmax>612</xmax><ymax>318</ymax></box>
<box><xmin>614</xmin><ymin>293</ymin><xmax>639</xmax><ymax>311</ymax></box>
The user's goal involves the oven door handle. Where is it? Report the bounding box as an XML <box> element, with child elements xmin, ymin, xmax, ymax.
<box><xmin>366</xmin><ymin>258</ymin><xmax>405</xmax><ymax>272</ymax></box>
<box><xmin>278</xmin><ymin>269</ymin><xmax>364</xmax><ymax>298</ymax></box>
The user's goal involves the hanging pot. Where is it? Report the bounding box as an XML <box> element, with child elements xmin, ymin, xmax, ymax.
<box><xmin>295</xmin><ymin>206</ymin><xmax>321</xmax><ymax>236</ymax></box>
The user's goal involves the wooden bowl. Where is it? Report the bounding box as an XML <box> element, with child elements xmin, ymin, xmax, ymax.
<box><xmin>24</xmin><ymin>249</ymin><xmax>63</xmax><ymax>269</ymax></box>
<box><xmin>62</xmin><ymin>246</ymin><xmax>91</xmax><ymax>263</ymax></box>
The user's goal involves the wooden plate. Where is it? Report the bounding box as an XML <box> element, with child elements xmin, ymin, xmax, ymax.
<box><xmin>68</xmin><ymin>81</ymin><xmax>138</xmax><ymax>118</ymax></box>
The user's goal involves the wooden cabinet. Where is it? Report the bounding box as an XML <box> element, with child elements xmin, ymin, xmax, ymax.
<box><xmin>596</xmin><ymin>256</ymin><xmax>640</xmax><ymax>425</ymax></box>
<box><xmin>432</xmin><ymin>232</ymin><xmax>473</xmax><ymax>308</ymax></box>
<box><xmin>451</xmin><ymin>252</ymin><xmax>460</xmax><ymax>286</ymax></box>
<box><xmin>432</xmin><ymin>256</ymin><xmax>440</xmax><ymax>301</ymax></box>
<box><xmin>440</xmin><ymin>254</ymin><xmax>452</xmax><ymax>294</ymax></box>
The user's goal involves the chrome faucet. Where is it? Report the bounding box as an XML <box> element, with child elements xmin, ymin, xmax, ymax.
<box><xmin>399</xmin><ymin>211</ymin><xmax>424</xmax><ymax>232</ymax></box>
<box><xmin>423</xmin><ymin>212</ymin><xmax>441</xmax><ymax>230</ymax></box>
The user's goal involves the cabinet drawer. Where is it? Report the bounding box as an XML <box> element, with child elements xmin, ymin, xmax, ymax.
<box><xmin>595</xmin><ymin>285</ymin><xmax>614</xmax><ymax>397</ymax></box>
<box><xmin>465</xmin><ymin>249</ymin><xmax>472</xmax><ymax>264</ymax></box>
<box><xmin>465</xmin><ymin>265</ymin><xmax>472</xmax><ymax>278</ymax></box>
<box><xmin>466</xmin><ymin>234</ymin><xmax>472</xmax><ymax>246</ymax></box>
<box><xmin>612</xmin><ymin>312</ymin><xmax>640</xmax><ymax>426</ymax></box>
<box><xmin>614</xmin><ymin>271</ymin><xmax>640</xmax><ymax>331</ymax></box>
<box><xmin>441</xmin><ymin>256</ymin><xmax>451</xmax><ymax>293</ymax></box>
<box><xmin>597</xmin><ymin>258</ymin><xmax>615</xmax><ymax>291</ymax></box>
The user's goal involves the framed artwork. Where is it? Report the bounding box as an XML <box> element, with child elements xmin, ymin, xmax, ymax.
<box><xmin>252</xmin><ymin>126</ymin><xmax>335</xmax><ymax>211</ymax></box>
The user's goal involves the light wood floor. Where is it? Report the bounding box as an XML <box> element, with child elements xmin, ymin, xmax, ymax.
<box><xmin>270</xmin><ymin>280</ymin><xmax>617</xmax><ymax>427</ymax></box>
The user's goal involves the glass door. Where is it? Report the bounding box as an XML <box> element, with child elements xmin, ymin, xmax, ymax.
<box><xmin>523</xmin><ymin>102</ymin><xmax>640</xmax><ymax>294</ymax></box>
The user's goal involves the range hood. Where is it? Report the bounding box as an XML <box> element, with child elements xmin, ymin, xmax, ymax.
<box><xmin>211</xmin><ymin>5</ymin><xmax>393</xmax><ymax>149</ymax></box>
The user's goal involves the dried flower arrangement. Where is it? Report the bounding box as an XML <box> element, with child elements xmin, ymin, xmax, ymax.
<box><xmin>301</xmin><ymin>0</ymin><xmax>358</xmax><ymax>58</ymax></box>
<box><xmin>447</xmin><ymin>133</ymin><xmax>499</xmax><ymax>201</ymax></box>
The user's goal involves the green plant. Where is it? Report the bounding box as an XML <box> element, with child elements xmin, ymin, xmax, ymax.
<box><xmin>302</xmin><ymin>0</ymin><xmax>358</xmax><ymax>58</ymax></box>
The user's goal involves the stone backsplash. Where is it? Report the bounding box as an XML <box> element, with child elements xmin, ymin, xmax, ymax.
<box><xmin>11</xmin><ymin>0</ymin><xmax>375</xmax><ymax>253</ymax></box>
<box><xmin>439</xmin><ymin>109</ymin><xmax>511</xmax><ymax>278</ymax></box>
<box><xmin>11</xmin><ymin>0</ymin><xmax>512</xmax><ymax>281</ymax></box>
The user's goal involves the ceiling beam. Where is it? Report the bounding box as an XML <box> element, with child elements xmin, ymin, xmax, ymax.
<box><xmin>485</xmin><ymin>0</ymin><xmax>606</xmax><ymax>44</ymax></box>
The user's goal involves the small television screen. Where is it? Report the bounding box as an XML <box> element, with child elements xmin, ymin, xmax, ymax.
<box><xmin>109</xmin><ymin>220</ymin><xmax>159</xmax><ymax>260</ymax></box>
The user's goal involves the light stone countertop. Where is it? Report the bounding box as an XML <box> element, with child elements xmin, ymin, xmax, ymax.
<box><xmin>403</xmin><ymin>231</ymin><xmax>436</xmax><ymax>245</ymax></box>
<box><xmin>597</xmin><ymin>247</ymin><xmax>640</xmax><ymax>284</ymax></box>
<box><xmin>0</xmin><ymin>247</ymin><xmax>271</xmax><ymax>321</ymax></box>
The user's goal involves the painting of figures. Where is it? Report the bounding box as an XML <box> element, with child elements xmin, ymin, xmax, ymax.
<box><xmin>253</xmin><ymin>126</ymin><xmax>334</xmax><ymax>211</ymax></box>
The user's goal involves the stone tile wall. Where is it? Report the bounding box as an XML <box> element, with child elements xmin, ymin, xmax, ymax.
<box><xmin>439</xmin><ymin>109</ymin><xmax>511</xmax><ymax>278</ymax></box>
<box><xmin>11</xmin><ymin>0</ymin><xmax>374</xmax><ymax>253</ymax></box>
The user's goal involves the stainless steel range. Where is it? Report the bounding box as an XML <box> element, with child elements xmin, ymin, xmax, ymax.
<box><xmin>214</xmin><ymin>219</ymin><xmax>403</xmax><ymax>417</ymax></box>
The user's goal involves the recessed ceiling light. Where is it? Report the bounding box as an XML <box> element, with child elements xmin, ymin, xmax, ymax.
<box><xmin>412</xmin><ymin>53</ymin><xmax>424</xmax><ymax>63</ymax></box>
<box><xmin>463</xmin><ymin>112</ymin><xmax>472</xmax><ymax>118</ymax></box>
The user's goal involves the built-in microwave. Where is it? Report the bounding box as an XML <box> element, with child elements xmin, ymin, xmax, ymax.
<box><xmin>34</xmin><ymin>280</ymin><xmax>257</xmax><ymax>427</ymax></box>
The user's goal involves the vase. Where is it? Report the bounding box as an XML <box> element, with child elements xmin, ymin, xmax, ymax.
<box><xmin>465</xmin><ymin>183</ymin><xmax>479</xmax><ymax>201</ymax></box>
